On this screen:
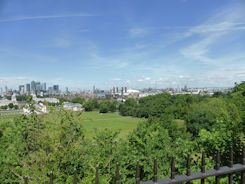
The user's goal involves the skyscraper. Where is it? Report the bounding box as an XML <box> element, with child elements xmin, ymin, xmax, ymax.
<box><xmin>19</xmin><ymin>85</ymin><xmax>24</xmax><ymax>94</ymax></box>
<box><xmin>53</xmin><ymin>85</ymin><xmax>59</xmax><ymax>93</ymax></box>
<box><xmin>43</xmin><ymin>83</ymin><xmax>46</xmax><ymax>91</ymax></box>
<box><xmin>19</xmin><ymin>85</ymin><xmax>24</xmax><ymax>92</ymax></box>
<box><xmin>31</xmin><ymin>81</ymin><xmax>36</xmax><ymax>92</ymax></box>
<box><xmin>24</xmin><ymin>84</ymin><xmax>31</xmax><ymax>93</ymax></box>
<box><xmin>35</xmin><ymin>82</ymin><xmax>41</xmax><ymax>92</ymax></box>
<box><xmin>5</xmin><ymin>86</ymin><xmax>8</xmax><ymax>94</ymax></box>
<box><xmin>65</xmin><ymin>87</ymin><xmax>69</xmax><ymax>94</ymax></box>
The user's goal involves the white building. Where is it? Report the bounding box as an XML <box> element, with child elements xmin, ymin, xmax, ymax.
<box><xmin>0</xmin><ymin>94</ymin><xmax>18</xmax><ymax>107</ymax></box>
<box><xmin>63</xmin><ymin>102</ymin><xmax>83</xmax><ymax>111</ymax></box>
<box><xmin>0</xmin><ymin>99</ymin><xmax>12</xmax><ymax>107</ymax></box>
<box><xmin>23</xmin><ymin>103</ymin><xmax>47</xmax><ymax>115</ymax></box>
<box><xmin>122</xmin><ymin>89</ymin><xmax>140</xmax><ymax>96</ymax></box>
<box><xmin>32</xmin><ymin>94</ymin><xmax>59</xmax><ymax>103</ymax></box>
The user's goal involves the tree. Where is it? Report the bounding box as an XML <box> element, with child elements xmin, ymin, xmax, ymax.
<box><xmin>71</xmin><ymin>97</ymin><xmax>85</xmax><ymax>105</ymax></box>
<box><xmin>99</xmin><ymin>101</ymin><xmax>110</xmax><ymax>113</ymax></box>
<box><xmin>0</xmin><ymin>105</ymin><xmax>8</xmax><ymax>110</ymax></box>
<box><xmin>119</xmin><ymin>98</ymin><xmax>137</xmax><ymax>116</ymax></box>
<box><xmin>213</xmin><ymin>91</ymin><xmax>225</xmax><ymax>98</ymax></box>
<box><xmin>84</xmin><ymin>101</ymin><xmax>94</xmax><ymax>111</ymax></box>
<box><xmin>184</xmin><ymin>98</ymin><xmax>241</xmax><ymax>136</ymax></box>
<box><xmin>109</xmin><ymin>101</ymin><xmax>117</xmax><ymax>112</ymax></box>
<box><xmin>6</xmin><ymin>96</ymin><xmax>11</xmax><ymax>100</ymax></box>
<box><xmin>58</xmin><ymin>97</ymin><xmax>70</xmax><ymax>104</ymax></box>
<box><xmin>8</xmin><ymin>103</ymin><xmax>14</xmax><ymax>109</ymax></box>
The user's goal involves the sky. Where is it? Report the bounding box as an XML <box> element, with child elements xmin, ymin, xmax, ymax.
<box><xmin>0</xmin><ymin>0</ymin><xmax>245</xmax><ymax>90</ymax></box>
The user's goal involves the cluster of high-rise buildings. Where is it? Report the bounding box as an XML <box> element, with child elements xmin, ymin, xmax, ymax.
<box><xmin>18</xmin><ymin>81</ymin><xmax>59</xmax><ymax>95</ymax></box>
<box><xmin>0</xmin><ymin>81</ymin><xmax>60</xmax><ymax>96</ymax></box>
<box><xmin>18</xmin><ymin>81</ymin><xmax>46</xmax><ymax>95</ymax></box>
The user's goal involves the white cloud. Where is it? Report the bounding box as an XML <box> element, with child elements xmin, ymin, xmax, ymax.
<box><xmin>53</xmin><ymin>38</ymin><xmax>71</xmax><ymax>48</ymax></box>
<box><xmin>179</xmin><ymin>4</ymin><xmax>245</xmax><ymax>64</ymax></box>
<box><xmin>0</xmin><ymin>13</ymin><xmax>97</xmax><ymax>23</ymax></box>
<box><xmin>0</xmin><ymin>46</ymin><xmax>57</xmax><ymax>63</ymax></box>
<box><xmin>129</xmin><ymin>28</ymin><xmax>149</xmax><ymax>38</ymax></box>
<box><xmin>137</xmin><ymin>77</ymin><xmax>151</xmax><ymax>83</ymax></box>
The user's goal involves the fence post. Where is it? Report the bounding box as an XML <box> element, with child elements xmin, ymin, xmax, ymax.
<box><xmin>73</xmin><ymin>168</ymin><xmax>77</xmax><ymax>184</ymax></box>
<box><xmin>153</xmin><ymin>158</ymin><xmax>158</xmax><ymax>183</ymax></box>
<box><xmin>116</xmin><ymin>162</ymin><xmax>120</xmax><ymax>184</ymax></box>
<box><xmin>201</xmin><ymin>151</ymin><xmax>205</xmax><ymax>184</ymax></box>
<box><xmin>136</xmin><ymin>160</ymin><xmax>140</xmax><ymax>184</ymax></box>
<box><xmin>24</xmin><ymin>176</ymin><xmax>28</xmax><ymax>184</ymax></box>
<box><xmin>171</xmin><ymin>157</ymin><xmax>175</xmax><ymax>180</ymax></box>
<box><xmin>242</xmin><ymin>144</ymin><xmax>245</xmax><ymax>184</ymax></box>
<box><xmin>186</xmin><ymin>153</ymin><xmax>191</xmax><ymax>184</ymax></box>
<box><xmin>215</xmin><ymin>150</ymin><xmax>220</xmax><ymax>184</ymax></box>
<box><xmin>95</xmin><ymin>166</ymin><xmax>99</xmax><ymax>184</ymax></box>
<box><xmin>49</xmin><ymin>171</ymin><xmax>53</xmax><ymax>184</ymax></box>
<box><xmin>228</xmin><ymin>147</ymin><xmax>233</xmax><ymax>184</ymax></box>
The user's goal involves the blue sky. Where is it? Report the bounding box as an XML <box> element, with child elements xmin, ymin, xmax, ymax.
<box><xmin>0</xmin><ymin>0</ymin><xmax>245</xmax><ymax>90</ymax></box>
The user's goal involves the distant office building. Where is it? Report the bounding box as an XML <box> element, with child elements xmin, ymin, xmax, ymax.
<box><xmin>19</xmin><ymin>85</ymin><xmax>24</xmax><ymax>92</ymax></box>
<box><xmin>5</xmin><ymin>86</ymin><xmax>8</xmax><ymax>94</ymax></box>
<box><xmin>30</xmin><ymin>81</ymin><xmax>47</xmax><ymax>93</ymax></box>
<box><xmin>65</xmin><ymin>87</ymin><xmax>69</xmax><ymax>94</ymax></box>
<box><xmin>19</xmin><ymin>85</ymin><xmax>24</xmax><ymax>94</ymax></box>
<box><xmin>42</xmin><ymin>83</ymin><xmax>46</xmax><ymax>91</ymax></box>
<box><xmin>53</xmin><ymin>85</ymin><xmax>59</xmax><ymax>93</ymax></box>
<box><xmin>36</xmin><ymin>82</ymin><xmax>41</xmax><ymax>92</ymax></box>
<box><xmin>31</xmin><ymin>81</ymin><xmax>36</xmax><ymax>92</ymax></box>
<box><xmin>184</xmin><ymin>85</ymin><xmax>188</xmax><ymax>92</ymax></box>
<box><xmin>48</xmin><ymin>87</ymin><xmax>53</xmax><ymax>94</ymax></box>
<box><xmin>24</xmin><ymin>84</ymin><xmax>31</xmax><ymax>93</ymax></box>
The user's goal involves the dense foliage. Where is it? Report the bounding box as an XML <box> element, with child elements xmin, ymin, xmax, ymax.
<box><xmin>0</xmin><ymin>82</ymin><xmax>245</xmax><ymax>183</ymax></box>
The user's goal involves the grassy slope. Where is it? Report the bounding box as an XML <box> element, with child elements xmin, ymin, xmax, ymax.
<box><xmin>80</xmin><ymin>111</ymin><xmax>144</xmax><ymax>138</ymax></box>
<box><xmin>0</xmin><ymin>110</ymin><xmax>143</xmax><ymax>138</ymax></box>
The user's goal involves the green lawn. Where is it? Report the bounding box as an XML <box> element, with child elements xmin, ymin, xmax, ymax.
<box><xmin>80</xmin><ymin>111</ymin><xmax>144</xmax><ymax>138</ymax></box>
<box><xmin>0</xmin><ymin>110</ymin><xmax>144</xmax><ymax>139</ymax></box>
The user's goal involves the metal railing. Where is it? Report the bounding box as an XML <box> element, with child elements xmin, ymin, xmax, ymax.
<box><xmin>23</xmin><ymin>145</ymin><xmax>245</xmax><ymax>184</ymax></box>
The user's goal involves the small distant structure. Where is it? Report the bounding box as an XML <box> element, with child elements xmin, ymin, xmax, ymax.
<box><xmin>23</xmin><ymin>102</ymin><xmax>47</xmax><ymax>115</ymax></box>
<box><xmin>32</xmin><ymin>93</ymin><xmax>59</xmax><ymax>103</ymax></box>
<box><xmin>11</xmin><ymin>93</ymin><xmax>17</xmax><ymax>103</ymax></box>
<box><xmin>0</xmin><ymin>93</ymin><xmax>18</xmax><ymax>107</ymax></box>
<box><xmin>63</xmin><ymin>102</ymin><xmax>83</xmax><ymax>111</ymax></box>
<box><xmin>0</xmin><ymin>99</ymin><xmax>12</xmax><ymax>107</ymax></box>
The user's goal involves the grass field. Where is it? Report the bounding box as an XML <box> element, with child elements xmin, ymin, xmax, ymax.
<box><xmin>79</xmin><ymin>111</ymin><xmax>144</xmax><ymax>138</ymax></box>
<box><xmin>0</xmin><ymin>110</ymin><xmax>144</xmax><ymax>139</ymax></box>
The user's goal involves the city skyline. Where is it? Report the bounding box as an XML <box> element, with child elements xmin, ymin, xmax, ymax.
<box><xmin>0</xmin><ymin>0</ymin><xmax>245</xmax><ymax>90</ymax></box>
